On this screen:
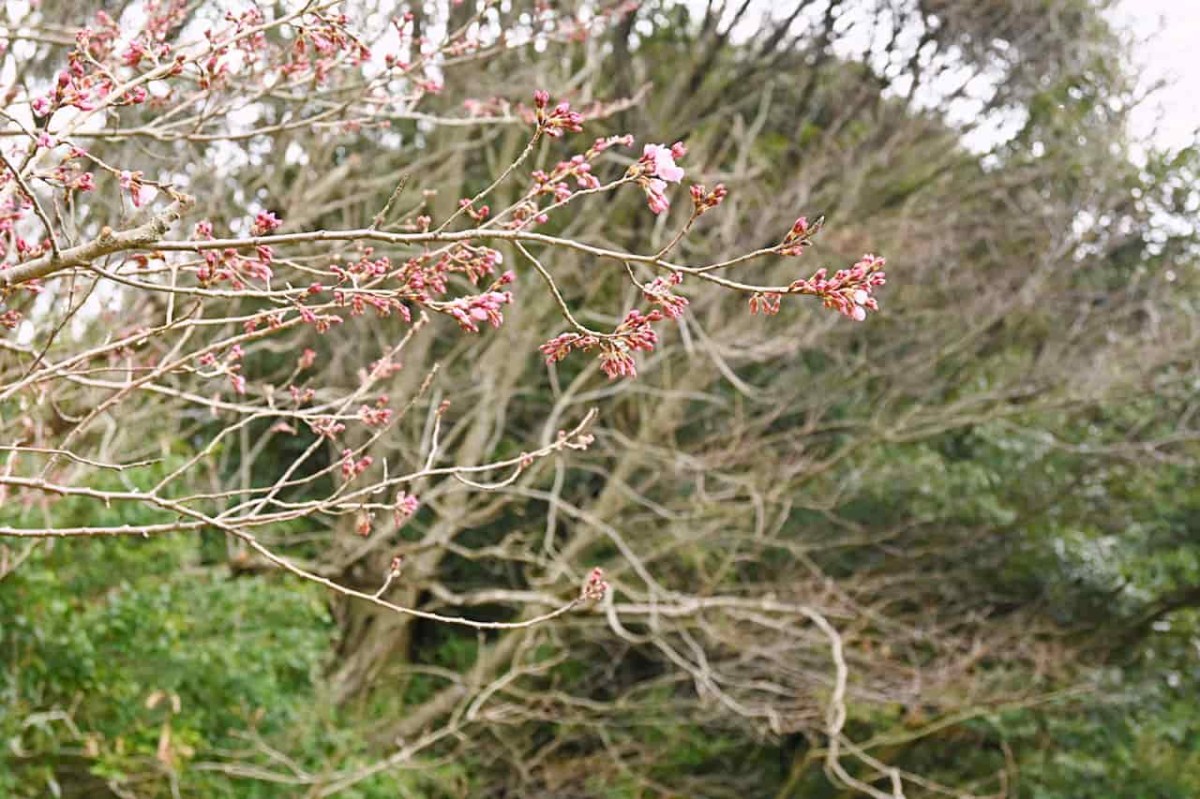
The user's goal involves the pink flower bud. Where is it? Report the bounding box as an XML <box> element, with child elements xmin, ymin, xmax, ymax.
<box><xmin>581</xmin><ymin>567</ymin><xmax>609</xmax><ymax>602</ymax></box>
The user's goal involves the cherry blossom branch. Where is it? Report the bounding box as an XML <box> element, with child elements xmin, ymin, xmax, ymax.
<box><xmin>0</xmin><ymin>196</ymin><xmax>192</xmax><ymax>289</ymax></box>
<box><xmin>5</xmin><ymin>223</ymin><xmax>868</xmax><ymax>299</ymax></box>
<box><xmin>0</xmin><ymin>148</ymin><xmax>60</xmax><ymax>260</ymax></box>
<box><xmin>0</xmin><ymin>470</ymin><xmax>606</xmax><ymax>629</ymax></box>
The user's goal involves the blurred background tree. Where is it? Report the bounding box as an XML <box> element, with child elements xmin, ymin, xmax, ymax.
<box><xmin>2</xmin><ymin>0</ymin><xmax>1197</xmax><ymax>797</ymax></box>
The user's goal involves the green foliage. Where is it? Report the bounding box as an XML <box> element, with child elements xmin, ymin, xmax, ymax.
<box><xmin>0</xmin><ymin>464</ymin><xmax>335</xmax><ymax>795</ymax></box>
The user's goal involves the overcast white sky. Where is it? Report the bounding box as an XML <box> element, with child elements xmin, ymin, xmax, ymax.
<box><xmin>1112</xmin><ymin>0</ymin><xmax>1200</xmax><ymax>150</ymax></box>
<box><xmin>700</xmin><ymin>0</ymin><xmax>1200</xmax><ymax>153</ymax></box>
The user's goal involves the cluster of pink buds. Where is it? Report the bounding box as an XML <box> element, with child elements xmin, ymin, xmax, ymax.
<box><xmin>251</xmin><ymin>211</ymin><xmax>282</xmax><ymax>236</ymax></box>
<box><xmin>368</xmin><ymin>357</ymin><xmax>403</xmax><ymax>380</ymax></box>
<box><xmin>540</xmin><ymin>309</ymin><xmax>665</xmax><ymax>380</ymax></box>
<box><xmin>358</xmin><ymin>397</ymin><xmax>393</xmax><ymax>428</ymax></box>
<box><xmin>10</xmin><ymin>239</ymin><xmax>45</xmax><ymax>261</ymax></box>
<box><xmin>142</xmin><ymin>1</ymin><xmax>189</xmax><ymax>45</ymax></box>
<box><xmin>333</xmin><ymin>289</ymin><xmax>403</xmax><ymax>320</ymax></box>
<box><xmin>789</xmin><ymin>254</ymin><xmax>887</xmax><ymax>321</ymax></box>
<box><xmin>121</xmin><ymin>39</ymin><xmax>148</xmax><ymax>68</ymax></box>
<box><xmin>748</xmin><ymin>292</ymin><xmax>782</xmax><ymax>316</ymax></box>
<box><xmin>48</xmin><ymin>158</ymin><xmax>95</xmax><ymax>194</ymax></box>
<box><xmin>505</xmin><ymin>200</ymin><xmax>550</xmax><ymax>229</ymax></box>
<box><xmin>0</xmin><ymin>207</ymin><xmax>52</xmax><ymax>262</ymax></box>
<box><xmin>690</xmin><ymin>183</ymin><xmax>728</xmax><ymax>214</ymax></box>
<box><xmin>604</xmin><ymin>310</ymin><xmax>663</xmax><ymax>378</ymax></box>
<box><xmin>330</xmin><ymin>251</ymin><xmax>392</xmax><ymax>284</ymax></box>
<box><xmin>393</xmin><ymin>492</ymin><xmax>420</xmax><ymax>527</ymax></box>
<box><xmin>77</xmin><ymin>11</ymin><xmax>120</xmax><ymax>59</ymax></box>
<box><xmin>197</xmin><ymin>344</ymin><xmax>247</xmax><ymax>394</ymax></box>
<box><xmin>190</xmin><ymin>219</ymin><xmax>276</xmax><ymax>287</ymax></box>
<box><xmin>341</xmin><ymin>449</ymin><xmax>373</xmax><ymax>480</ymax></box>
<box><xmin>439</xmin><ymin>243</ymin><xmax>504</xmax><ymax>284</ymax></box>
<box><xmin>633</xmin><ymin>143</ymin><xmax>686</xmax><ymax>214</ymax></box>
<box><xmin>297</xmin><ymin>304</ymin><xmax>344</xmax><ymax>334</ymax></box>
<box><xmin>580</xmin><ymin>567</ymin><xmax>609</xmax><ymax>602</ymax></box>
<box><xmin>287</xmin><ymin>386</ymin><xmax>315</xmax><ymax>407</ymax></box>
<box><xmin>279</xmin><ymin>11</ymin><xmax>369</xmax><ymax>85</ymax></box>
<box><xmin>445</xmin><ymin>289</ymin><xmax>514</xmax><ymax>332</ymax></box>
<box><xmin>412</xmin><ymin>77</ymin><xmax>444</xmax><ymax>95</ymax></box>
<box><xmin>507</xmin><ymin>135</ymin><xmax>633</xmax><ymax>230</ymax></box>
<box><xmin>533</xmin><ymin>91</ymin><xmax>584</xmax><ymax>137</ymax></box>
<box><xmin>37</xmin><ymin>60</ymin><xmax>111</xmax><ymax>116</ymax></box>
<box><xmin>642</xmin><ymin>273</ymin><xmax>689</xmax><ymax>319</ymax></box>
<box><xmin>309</xmin><ymin>416</ymin><xmax>345</xmax><ymax>438</ymax></box>
<box><xmin>2</xmin><ymin>188</ymin><xmax>55</xmax><ymax>257</ymax></box>
<box><xmin>30</xmin><ymin>6</ymin><xmax>185</xmax><ymax>116</ymax></box>
<box><xmin>119</xmin><ymin>171</ymin><xmax>154</xmax><ymax>207</ymax></box>
<box><xmin>225</xmin><ymin>7</ymin><xmax>268</xmax><ymax>55</ymax></box>
<box><xmin>386</xmin><ymin>12</ymin><xmax>416</xmax><ymax>66</ymax></box>
<box><xmin>539</xmin><ymin>332</ymin><xmax>597</xmax><ymax>366</ymax></box>
<box><xmin>532</xmin><ymin>154</ymin><xmax>601</xmax><ymax>199</ymax></box>
<box><xmin>779</xmin><ymin>216</ymin><xmax>821</xmax><ymax>256</ymax></box>
<box><xmin>227</xmin><ymin>358</ymin><xmax>246</xmax><ymax>394</ymax></box>
<box><xmin>389</xmin><ymin>252</ymin><xmax>514</xmax><ymax>319</ymax></box>
<box><xmin>458</xmin><ymin>199</ymin><xmax>490</xmax><ymax>222</ymax></box>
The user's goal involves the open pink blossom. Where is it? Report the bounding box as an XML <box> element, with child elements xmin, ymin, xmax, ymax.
<box><xmin>644</xmin><ymin>178</ymin><xmax>670</xmax><ymax>214</ymax></box>
<box><xmin>635</xmin><ymin>143</ymin><xmax>686</xmax><ymax>213</ymax></box>
<box><xmin>119</xmin><ymin>170</ymin><xmax>154</xmax><ymax>207</ymax></box>
<box><xmin>643</xmin><ymin>143</ymin><xmax>684</xmax><ymax>183</ymax></box>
